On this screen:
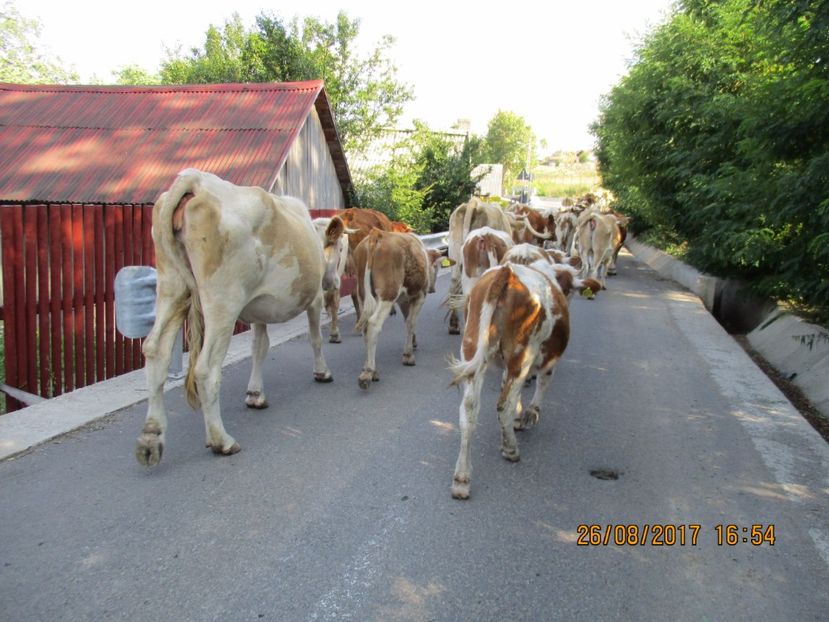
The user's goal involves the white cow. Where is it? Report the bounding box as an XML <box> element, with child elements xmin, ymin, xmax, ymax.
<box><xmin>576</xmin><ymin>210</ymin><xmax>617</xmax><ymax>287</ymax></box>
<box><xmin>136</xmin><ymin>169</ymin><xmax>332</xmax><ymax>466</ymax></box>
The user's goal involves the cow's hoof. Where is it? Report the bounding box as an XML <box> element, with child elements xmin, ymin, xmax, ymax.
<box><xmin>245</xmin><ymin>391</ymin><xmax>268</xmax><ymax>409</ymax></box>
<box><xmin>501</xmin><ymin>447</ymin><xmax>520</xmax><ymax>462</ymax></box>
<box><xmin>210</xmin><ymin>442</ymin><xmax>241</xmax><ymax>456</ymax></box>
<box><xmin>314</xmin><ymin>372</ymin><xmax>334</xmax><ymax>383</ymax></box>
<box><xmin>329</xmin><ymin>334</ymin><xmax>341</xmax><ymax>344</ymax></box>
<box><xmin>448</xmin><ymin>326</ymin><xmax>460</xmax><ymax>335</ymax></box>
<box><xmin>451</xmin><ymin>478</ymin><xmax>470</xmax><ymax>500</ymax></box>
<box><xmin>358</xmin><ymin>375</ymin><xmax>371</xmax><ymax>390</ymax></box>
<box><xmin>515</xmin><ymin>405</ymin><xmax>540</xmax><ymax>431</ymax></box>
<box><xmin>135</xmin><ymin>434</ymin><xmax>164</xmax><ymax>467</ymax></box>
<box><xmin>402</xmin><ymin>353</ymin><xmax>416</xmax><ymax>366</ymax></box>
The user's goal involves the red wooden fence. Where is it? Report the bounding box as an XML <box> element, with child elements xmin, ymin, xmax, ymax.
<box><xmin>1</xmin><ymin>203</ymin><xmax>155</xmax><ymax>411</ymax></box>
<box><xmin>1</xmin><ymin>205</ymin><xmax>343</xmax><ymax>412</ymax></box>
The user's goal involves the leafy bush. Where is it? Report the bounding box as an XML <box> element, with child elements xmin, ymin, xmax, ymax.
<box><xmin>593</xmin><ymin>0</ymin><xmax>829</xmax><ymax>324</ymax></box>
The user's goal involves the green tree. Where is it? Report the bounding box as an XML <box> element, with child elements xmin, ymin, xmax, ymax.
<box><xmin>412</xmin><ymin>124</ymin><xmax>485</xmax><ymax>231</ymax></box>
<box><xmin>593</xmin><ymin>0</ymin><xmax>829</xmax><ymax>322</ymax></box>
<box><xmin>359</xmin><ymin>160</ymin><xmax>429</xmax><ymax>232</ymax></box>
<box><xmin>159</xmin><ymin>11</ymin><xmax>413</xmax><ymax>156</ymax></box>
<box><xmin>483</xmin><ymin>111</ymin><xmax>535</xmax><ymax>189</ymax></box>
<box><xmin>113</xmin><ymin>64</ymin><xmax>160</xmax><ymax>85</ymax></box>
<box><xmin>355</xmin><ymin>123</ymin><xmax>485</xmax><ymax>233</ymax></box>
<box><xmin>160</xmin><ymin>14</ymin><xmax>255</xmax><ymax>84</ymax></box>
<box><xmin>0</xmin><ymin>1</ymin><xmax>78</xmax><ymax>83</ymax></box>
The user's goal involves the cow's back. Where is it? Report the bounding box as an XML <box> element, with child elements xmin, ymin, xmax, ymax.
<box><xmin>339</xmin><ymin>207</ymin><xmax>394</xmax><ymax>251</ymax></box>
<box><xmin>448</xmin><ymin>199</ymin><xmax>511</xmax><ymax>260</ymax></box>
<box><xmin>356</xmin><ymin>231</ymin><xmax>429</xmax><ymax>301</ymax></box>
<box><xmin>162</xmin><ymin>171</ymin><xmax>324</xmax><ymax>321</ymax></box>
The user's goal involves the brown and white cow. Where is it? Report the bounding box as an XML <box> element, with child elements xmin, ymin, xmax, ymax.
<box><xmin>448</xmin><ymin>259</ymin><xmax>595</xmax><ymax>499</ymax></box>
<box><xmin>553</xmin><ymin>206</ymin><xmax>579</xmax><ymax>255</ymax></box>
<box><xmin>136</xmin><ymin>169</ymin><xmax>333</xmax><ymax>466</ymax></box>
<box><xmin>337</xmin><ymin>207</ymin><xmax>395</xmax><ymax>317</ymax></box>
<box><xmin>508</xmin><ymin>203</ymin><xmax>556</xmax><ymax>245</ymax></box>
<box><xmin>353</xmin><ymin>230</ymin><xmax>445</xmax><ymax>389</ymax></box>
<box><xmin>446</xmin><ymin>198</ymin><xmax>514</xmax><ymax>334</ymax></box>
<box><xmin>312</xmin><ymin>216</ymin><xmax>350</xmax><ymax>343</ymax></box>
<box><xmin>460</xmin><ymin>226</ymin><xmax>514</xmax><ymax>300</ymax></box>
<box><xmin>503</xmin><ymin>242</ymin><xmax>584</xmax><ymax>274</ymax></box>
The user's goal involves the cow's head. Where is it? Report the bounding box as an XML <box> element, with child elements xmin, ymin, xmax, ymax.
<box><xmin>321</xmin><ymin>216</ymin><xmax>347</xmax><ymax>291</ymax></box>
<box><xmin>427</xmin><ymin>248</ymin><xmax>451</xmax><ymax>293</ymax></box>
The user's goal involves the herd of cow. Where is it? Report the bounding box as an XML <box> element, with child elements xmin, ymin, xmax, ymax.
<box><xmin>134</xmin><ymin>169</ymin><xmax>629</xmax><ymax>499</ymax></box>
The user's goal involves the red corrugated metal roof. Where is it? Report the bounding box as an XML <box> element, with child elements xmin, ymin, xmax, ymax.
<box><xmin>0</xmin><ymin>81</ymin><xmax>350</xmax><ymax>204</ymax></box>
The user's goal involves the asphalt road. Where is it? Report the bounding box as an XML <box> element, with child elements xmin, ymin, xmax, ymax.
<box><xmin>2</xmin><ymin>250</ymin><xmax>828</xmax><ymax>621</ymax></box>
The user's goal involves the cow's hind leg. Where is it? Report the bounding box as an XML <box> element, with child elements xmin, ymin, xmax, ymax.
<box><xmin>194</xmin><ymin>309</ymin><xmax>241</xmax><ymax>456</ymax></box>
<box><xmin>516</xmin><ymin>364</ymin><xmax>558</xmax><ymax>430</ymax></box>
<box><xmin>245</xmin><ymin>323</ymin><xmax>270</xmax><ymax>409</ymax></box>
<box><xmin>398</xmin><ymin>295</ymin><xmax>425</xmax><ymax>366</ymax></box>
<box><xmin>497</xmin><ymin>366</ymin><xmax>533</xmax><ymax>461</ymax></box>
<box><xmin>325</xmin><ymin>288</ymin><xmax>342</xmax><ymax>343</ymax></box>
<box><xmin>447</xmin><ymin>265</ymin><xmax>462</xmax><ymax>334</ymax></box>
<box><xmin>358</xmin><ymin>300</ymin><xmax>393</xmax><ymax>389</ymax></box>
<box><xmin>307</xmin><ymin>292</ymin><xmax>333</xmax><ymax>382</ymax></box>
<box><xmin>136</xmin><ymin>279</ymin><xmax>188</xmax><ymax>467</ymax></box>
<box><xmin>452</xmin><ymin>370</ymin><xmax>485</xmax><ymax>500</ymax></box>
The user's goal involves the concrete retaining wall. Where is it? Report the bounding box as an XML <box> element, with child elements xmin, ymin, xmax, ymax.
<box><xmin>625</xmin><ymin>236</ymin><xmax>829</xmax><ymax>420</ymax></box>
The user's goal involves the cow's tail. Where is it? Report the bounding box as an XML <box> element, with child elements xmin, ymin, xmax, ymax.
<box><xmin>354</xmin><ymin>235</ymin><xmax>379</xmax><ymax>334</ymax></box>
<box><xmin>448</xmin><ymin>265</ymin><xmax>511</xmax><ymax>386</ymax></box>
<box><xmin>461</xmin><ymin>197</ymin><xmax>479</xmax><ymax>242</ymax></box>
<box><xmin>183</xmin><ymin>293</ymin><xmax>204</xmax><ymax>409</ymax></box>
<box><xmin>155</xmin><ymin>169</ymin><xmax>205</xmax><ymax>409</ymax></box>
<box><xmin>154</xmin><ymin>169</ymin><xmax>202</xmax><ymax>255</ymax></box>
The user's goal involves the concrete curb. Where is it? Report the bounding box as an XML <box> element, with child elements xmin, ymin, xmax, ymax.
<box><xmin>625</xmin><ymin>236</ymin><xmax>829</xmax><ymax>421</ymax></box>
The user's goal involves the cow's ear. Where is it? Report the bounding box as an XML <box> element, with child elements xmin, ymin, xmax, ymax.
<box><xmin>428</xmin><ymin>249</ymin><xmax>446</xmax><ymax>266</ymax></box>
<box><xmin>555</xmin><ymin>270</ymin><xmax>575</xmax><ymax>295</ymax></box>
<box><xmin>326</xmin><ymin>216</ymin><xmax>345</xmax><ymax>242</ymax></box>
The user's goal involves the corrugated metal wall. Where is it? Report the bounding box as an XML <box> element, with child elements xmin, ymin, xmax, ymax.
<box><xmin>274</xmin><ymin>107</ymin><xmax>345</xmax><ymax>210</ymax></box>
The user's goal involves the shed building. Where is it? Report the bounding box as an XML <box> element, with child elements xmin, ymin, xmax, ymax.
<box><xmin>0</xmin><ymin>80</ymin><xmax>354</xmax><ymax>410</ymax></box>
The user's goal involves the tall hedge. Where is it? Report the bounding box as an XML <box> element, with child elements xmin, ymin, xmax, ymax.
<box><xmin>593</xmin><ymin>0</ymin><xmax>829</xmax><ymax>323</ymax></box>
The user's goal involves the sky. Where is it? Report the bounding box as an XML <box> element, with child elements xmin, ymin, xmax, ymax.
<box><xmin>21</xmin><ymin>0</ymin><xmax>676</xmax><ymax>152</ymax></box>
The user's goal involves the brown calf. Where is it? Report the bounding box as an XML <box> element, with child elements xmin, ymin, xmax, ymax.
<box><xmin>353</xmin><ymin>230</ymin><xmax>444</xmax><ymax>389</ymax></box>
